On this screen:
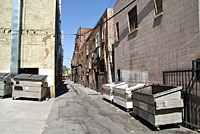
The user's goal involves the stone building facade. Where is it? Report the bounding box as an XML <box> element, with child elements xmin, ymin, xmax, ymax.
<box><xmin>0</xmin><ymin>0</ymin><xmax>63</xmax><ymax>97</ymax></box>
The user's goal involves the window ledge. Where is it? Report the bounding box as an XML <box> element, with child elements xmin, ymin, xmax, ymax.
<box><xmin>154</xmin><ymin>12</ymin><xmax>163</xmax><ymax>19</ymax></box>
<box><xmin>128</xmin><ymin>28</ymin><xmax>138</xmax><ymax>35</ymax></box>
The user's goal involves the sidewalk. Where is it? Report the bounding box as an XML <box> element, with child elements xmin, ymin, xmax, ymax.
<box><xmin>0</xmin><ymin>97</ymin><xmax>54</xmax><ymax>134</ymax></box>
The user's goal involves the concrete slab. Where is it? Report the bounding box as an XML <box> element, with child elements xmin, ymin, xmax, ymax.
<box><xmin>0</xmin><ymin>98</ymin><xmax>54</xmax><ymax>134</ymax></box>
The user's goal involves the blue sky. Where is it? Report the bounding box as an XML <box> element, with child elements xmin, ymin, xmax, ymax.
<box><xmin>61</xmin><ymin>0</ymin><xmax>116</xmax><ymax>68</ymax></box>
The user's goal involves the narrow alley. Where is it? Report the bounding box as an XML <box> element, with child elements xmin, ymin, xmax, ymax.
<box><xmin>0</xmin><ymin>0</ymin><xmax>200</xmax><ymax>133</ymax></box>
<box><xmin>43</xmin><ymin>81</ymin><xmax>195</xmax><ymax>134</ymax></box>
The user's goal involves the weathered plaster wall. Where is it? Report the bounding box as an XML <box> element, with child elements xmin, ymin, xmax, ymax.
<box><xmin>0</xmin><ymin>0</ymin><xmax>12</xmax><ymax>72</ymax></box>
<box><xmin>20</xmin><ymin>0</ymin><xmax>55</xmax><ymax>69</ymax></box>
<box><xmin>0</xmin><ymin>0</ymin><xmax>57</xmax><ymax>97</ymax></box>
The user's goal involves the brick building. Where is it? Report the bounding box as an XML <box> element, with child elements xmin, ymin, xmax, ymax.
<box><xmin>113</xmin><ymin>0</ymin><xmax>200</xmax><ymax>129</ymax></box>
<box><xmin>71</xmin><ymin>28</ymin><xmax>92</xmax><ymax>84</ymax></box>
<box><xmin>71</xmin><ymin>8</ymin><xmax>115</xmax><ymax>93</ymax></box>
<box><xmin>114</xmin><ymin>0</ymin><xmax>200</xmax><ymax>84</ymax></box>
<box><xmin>0</xmin><ymin>0</ymin><xmax>63</xmax><ymax>97</ymax></box>
<box><xmin>89</xmin><ymin>8</ymin><xmax>114</xmax><ymax>92</ymax></box>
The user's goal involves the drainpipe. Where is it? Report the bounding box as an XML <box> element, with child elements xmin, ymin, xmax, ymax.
<box><xmin>10</xmin><ymin>0</ymin><xmax>23</xmax><ymax>78</ymax></box>
<box><xmin>107</xmin><ymin>51</ymin><xmax>112</xmax><ymax>83</ymax></box>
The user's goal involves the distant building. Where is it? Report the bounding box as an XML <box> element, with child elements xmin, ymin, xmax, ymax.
<box><xmin>0</xmin><ymin>0</ymin><xmax>63</xmax><ymax>97</ymax></box>
<box><xmin>85</xmin><ymin>8</ymin><xmax>114</xmax><ymax>92</ymax></box>
<box><xmin>71</xmin><ymin>28</ymin><xmax>92</xmax><ymax>83</ymax></box>
<box><xmin>71</xmin><ymin>9</ymin><xmax>115</xmax><ymax>93</ymax></box>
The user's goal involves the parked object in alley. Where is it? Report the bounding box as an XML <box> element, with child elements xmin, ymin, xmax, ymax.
<box><xmin>113</xmin><ymin>83</ymin><xmax>145</xmax><ymax>111</ymax></box>
<box><xmin>132</xmin><ymin>85</ymin><xmax>183</xmax><ymax>130</ymax></box>
<box><xmin>12</xmin><ymin>74</ymin><xmax>49</xmax><ymax>101</ymax></box>
<box><xmin>0</xmin><ymin>73</ymin><xmax>12</xmax><ymax>98</ymax></box>
<box><xmin>102</xmin><ymin>82</ymin><xmax>126</xmax><ymax>101</ymax></box>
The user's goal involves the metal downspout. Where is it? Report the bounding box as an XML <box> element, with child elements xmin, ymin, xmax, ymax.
<box><xmin>10</xmin><ymin>0</ymin><xmax>23</xmax><ymax>78</ymax></box>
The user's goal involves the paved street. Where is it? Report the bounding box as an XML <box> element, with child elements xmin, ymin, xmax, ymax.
<box><xmin>43</xmin><ymin>81</ymin><xmax>196</xmax><ymax>134</ymax></box>
<box><xmin>0</xmin><ymin>96</ymin><xmax>54</xmax><ymax>134</ymax></box>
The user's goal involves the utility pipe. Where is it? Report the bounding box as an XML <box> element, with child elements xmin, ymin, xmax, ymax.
<box><xmin>10</xmin><ymin>0</ymin><xmax>23</xmax><ymax>77</ymax></box>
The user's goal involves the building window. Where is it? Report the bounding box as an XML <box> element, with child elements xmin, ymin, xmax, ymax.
<box><xmin>86</xmin><ymin>46</ymin><xmax>89</xmax><ymax>56</ymax></box>
<box><xmin>98</xmin><ymin>47</ymin><xmax>101</xmax><ymax>58</ymax></box>
<box><xmin>95</xmin><ymin>32</ymin><xmax>100</xmax><ymax>48</ymax></box>
<box><xmin>89</xmin><ymin>60</ymin><xmax>91</xmax><ymax>69</ymax></box>
<box><xmin>102</xmin><ymin>25</ymin><xmax>105</xmax><ymax>43</ymax></box>
<box><xmin>115</xmin><ymin>22</ymin><xmax>119</xmax><ymax>41</ymax></box>
<box><xmin>128</xmin><ymin>6</ymin><xmax>138</xmax><ymax>32</ymax></box>
<box><xmin>102</xmin><ymin>18</ymin><xmax>106</xmax><ymax>43</ymax></box>
<box><xmin>117</xmin><ymin>69</ymin><xmax>120</xmax><ymax>81</ymax></box>
<box><xmin>154</xmin><ymin>0</ymin><xmax>163</xmax><ymax>15</ymax></box>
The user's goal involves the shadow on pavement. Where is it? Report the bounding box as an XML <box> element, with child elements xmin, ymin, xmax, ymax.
<box><xmin>55</xmin><ymin>83</ymin><xmax>69</xmax><ymax>98</ymax></box>
<box><xmin>0</xmin><ymin>94</ymin><xmax>12</xmax><ymax>99</ymax></box>
<box><xmin>129</xmin><ymin>113</ymin><xmax>187</xmax><ymax>132</ymax></box>
<box><xmin>13</xmin><ymin>97</ymin><xmax>42</xmax><ymax>102</ymax></box>
<box><xmin>129</xmin><ymin>113</ymin><xmax>158</xmax><ymax>131</ymax></box>
<box><xmin>103</xmin><ymin>98</ymin><xmax>113</xmax><ymax>104</ymax></box>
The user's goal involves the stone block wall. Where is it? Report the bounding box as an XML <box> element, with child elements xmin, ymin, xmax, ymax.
<box><xmin>114</xmin><ymin>0</ymin><xmax>200</xmax><ymax>84</ymax></box>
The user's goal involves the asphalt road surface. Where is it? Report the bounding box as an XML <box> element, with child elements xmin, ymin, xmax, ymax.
<box><xmin>43</xmin><ymin>80</ymin><xmax>197</xmax><ymax>134</ymax></box>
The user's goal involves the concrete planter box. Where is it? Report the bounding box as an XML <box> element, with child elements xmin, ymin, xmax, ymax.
<box><xmin>132</xmin><ymin>85</ymin><xmax>183</xmax><ymax>130</ymax></box>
